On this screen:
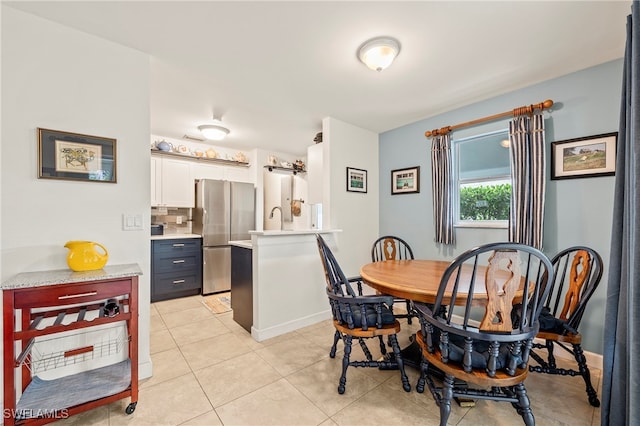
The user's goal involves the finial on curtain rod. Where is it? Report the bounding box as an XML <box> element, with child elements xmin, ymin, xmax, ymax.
<box><xmin>513</xmin><ymin>99</ymin><xmax>554</xmax><ymax>117</ymax></box>
<box><xmin>427</xmin><ymin>126</ymin><xmax>452</xmax><ymax>137</ymax></box>
<box><xmin>424</xmin><ymin>99</ymin><xmax>554</xmax><ymax>138</ymax></box>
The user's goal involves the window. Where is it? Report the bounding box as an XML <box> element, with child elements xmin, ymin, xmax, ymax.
<box><xmin>454</xmin><ymin>130</ymin><xmax>511</xmax><ymax>227</ymax></box>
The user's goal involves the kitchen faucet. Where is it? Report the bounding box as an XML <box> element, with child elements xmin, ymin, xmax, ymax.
<box><xmin>269</xmin><ymin>206</ymin><xmax>284</xmax><ymax>230</ymax></box>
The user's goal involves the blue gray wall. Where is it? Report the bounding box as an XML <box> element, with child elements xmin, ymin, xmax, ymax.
<box><xmin>379</xmin><ymin>59</ymin><xmax>623</xmax><ymax>355</ymax></box>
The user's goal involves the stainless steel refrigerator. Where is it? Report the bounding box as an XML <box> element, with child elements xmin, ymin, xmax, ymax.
<box><xmin>193</xmin><ymin>179</ymin><xmax>255</xmax><ymax>294</ymax></box>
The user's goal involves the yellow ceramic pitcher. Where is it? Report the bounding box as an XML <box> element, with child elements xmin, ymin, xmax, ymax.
<box><xmin>64</xmin><ymin>241</ymin><xmax>109</xmax><ymax>271</ymax></box>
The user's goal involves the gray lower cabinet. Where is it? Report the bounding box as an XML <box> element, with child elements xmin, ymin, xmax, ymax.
<box><xmin>231</xmin><ymin>245</ymin><xmax>253</xmax><ymax>332</ymax></box>
<box><xmin>151</xmin><ymin>238</ymin><xmax>202</xmax><ymax>302</ymax></box>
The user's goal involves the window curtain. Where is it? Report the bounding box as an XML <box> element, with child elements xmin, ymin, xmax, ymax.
<box><xmin>602</xmin><ymin>5</ymin><xmax>640</xmax><ymax>425</ymax></box>
<box><xmin>508</xmin><ymin>112</ymin><xmax>546</xmax><ymax>249</ymax></box>
<box><xmin>430</xmin><ymin>134</ymin><xmax>454</xmax><ymax>244</ymax></box>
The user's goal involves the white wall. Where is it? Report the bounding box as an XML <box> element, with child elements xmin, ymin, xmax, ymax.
<box><xmin>324</xmin><ymin>117</ymin><xmax>379</xmax><ymax>277</ymax></box>
<box><xmin>1</xmin><ymin>4</ymin><xmax>152</xmax><ymax>401</ymax></box>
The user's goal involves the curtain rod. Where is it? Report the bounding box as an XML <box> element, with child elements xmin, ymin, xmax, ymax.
<box><xmin>424</xmin><ymin>99</ymin><xmax>554</xmax><ymax>138</ymax></box>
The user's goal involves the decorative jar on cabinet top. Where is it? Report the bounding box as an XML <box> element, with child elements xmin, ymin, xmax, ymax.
<box><xmin>64</xmin><ymin>241</ymin><xmax>109</xmax><ymax>271</ymax></box>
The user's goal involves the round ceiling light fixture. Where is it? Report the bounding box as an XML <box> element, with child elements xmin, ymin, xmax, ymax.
<box><xmin>358</xmin><ymin>37</ymin><xmax>401</xmax><ymax>72</ymax></box>
<box><xmin>198</xmin><ymin>123</ymin><xmax>230</xmax><ymax>141</ymax></box>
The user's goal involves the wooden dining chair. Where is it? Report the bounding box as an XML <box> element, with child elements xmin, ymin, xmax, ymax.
<box><xmin>414</xmin><ymin>242</ymin><xmax>554</xmax><ymax>426</ymax></box>
<box><xmin>528</xmin><ymin>246</ymin><xmax>603</xmax><ymax>407</ymax></box>
<box><xmin>371</xmin><ymin>235</ymin><xmax>416</xmax><ymax>323</ymax></box>
<box><xmin>316</xmin><ymin>234</ymin><xmax>411</xmax><ymax>394</ymax></box>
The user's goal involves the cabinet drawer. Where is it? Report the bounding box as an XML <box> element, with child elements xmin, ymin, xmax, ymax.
<box><xmin>153</xmin><ymin>252</ymin><xmax>201</xmax><ymax>274</ymax></box>
<box><xmin>153</xmin><ymin>272</ymin><xmax>201</xmax><ymax>297</ymax></box>
<box><xmin>13</xmin><ymin>279</ymin><xmax>132</xmax><ymax>309</ymax></box>
<box><xmin>153</xmin><ymin>239</ymin><xmax>201</xmax><ymax>255</ymax></box>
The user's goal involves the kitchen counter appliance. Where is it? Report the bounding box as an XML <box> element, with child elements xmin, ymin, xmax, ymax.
<box><xmin>193</xmin><ymin>179</ymin><xmax>255</xmax><ymax>294</ymax></box>
<box><xmin>151</xmin><ymin>224</ymin><xmax>164</xmax><ymax>235</ymax></box>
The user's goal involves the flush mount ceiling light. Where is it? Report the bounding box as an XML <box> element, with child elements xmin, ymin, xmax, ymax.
<box><xmin>198</xmin><ymin>120</ymin><xmax>230</xmax><ymax>141</ymax></box>
<box><xmin>358</xmin><ymin>37</ymin><xmax>401</xmax><ymax>72</ymax></box>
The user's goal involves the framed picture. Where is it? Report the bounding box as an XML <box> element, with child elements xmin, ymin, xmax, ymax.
<box><xmin>38</xmin><ymin>128</ymin><xmax>117</xmax><ymax>183</ymax></box>
<box><xmin>392</xmin><ymin>166</ymin><xmax>420</xmax><ymax>195</ymax></box>
<box><xmin>551</xmin><ymin>132</ymin><xmax>617</xmax><ymax>180</ymax></box>
<box><xmin>346</xmin><ymin>167</ymin><xmax>367</xmax><ymax>193</ymax></box>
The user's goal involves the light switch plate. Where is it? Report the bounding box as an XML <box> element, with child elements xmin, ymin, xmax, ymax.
<box><xmin>123</xmin><ymin>213</ymin><xmax>144</xmax><ymax>231</ymax></box>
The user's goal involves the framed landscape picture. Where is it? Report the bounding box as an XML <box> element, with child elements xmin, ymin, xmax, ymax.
<box><xmin>38</xmin><ymin>128</ymin><xmax>117</xmax><ymax>183</ymax></box>
<box><xmin>551</xmin><ymin>132</ymin><xmax>617</xmax><ymax>180</ymax></box>
<box><xmin>391</xmin><ymin>166</ymin><xmax>420</xmax><ymax>195</ymax></box>
<box><xmin>346</xmin><ymin>167</ymin><xmax>367</xmax><ymax>193</ymax></box>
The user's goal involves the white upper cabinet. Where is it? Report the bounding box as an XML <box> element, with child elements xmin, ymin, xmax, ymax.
<box><xmin>191</xmin><ymin>162</ymin><xmax>252</xmax><ymax>183</ymax></box>
<box><xmin>192</xmin><ymin>163</ymin><xmax>224</xmax><ymax>181</ymax></box>
<box><xmin>151</xmin><ymin>156</ymin><xmax>195</xmax><ymax>208</ymax></box>
<box><xmin>223</xmin><ymin>165</ymin><xmax>252</xmax><ymax>183</ymax></box>
<box><xmin>151</xmin><ymin>152</ymin><xmax>255</xmax><ymax>207</ymax></box>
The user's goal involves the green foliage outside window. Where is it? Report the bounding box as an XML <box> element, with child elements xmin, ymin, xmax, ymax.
<box><xmin>459</xmin><ymin>183</ymin><xmax>511</xmax><ymax>221</ymax></box>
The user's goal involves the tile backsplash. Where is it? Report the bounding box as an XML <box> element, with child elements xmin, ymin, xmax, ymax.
<box><xmin>151</xmin><ymin>207</ymin><xmax>192</xmax><ymax>234</ymax></box>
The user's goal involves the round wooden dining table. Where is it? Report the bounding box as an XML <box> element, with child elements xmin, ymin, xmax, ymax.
<box><xmin>360</xmin><ymin>259</ymin><xmax>492</xmax><ymax>305</ymax></box>
<box><xmin>359</xmin><ymin>259</ymin><xmax>528</xmax><ymax>372</ymax></box>
<box><xmin>359</xmin><ymin>259</ymin><xmax>458</xmax><ymax>370</ymax></box>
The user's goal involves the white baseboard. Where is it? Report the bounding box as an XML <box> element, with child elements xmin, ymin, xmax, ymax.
<box><xmin>139</xmin><ymin>359</ymin><xmax>153</xmax><ymax>381</ymax></box>
<box><xmin>532</xmin><ymin>337</ymin><xmax>603</xmax><ymax>371</ymax></box>
<box><xmin>251</xmin><ymin>310</ymin><xmax>332</xmax><ymax>342</ymax></box>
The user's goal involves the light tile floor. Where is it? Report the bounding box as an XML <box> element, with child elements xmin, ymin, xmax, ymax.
<box><xmin>55</xmin><ymin>295</ymin><xmax>602</xmax><ymax>425</ymax></box>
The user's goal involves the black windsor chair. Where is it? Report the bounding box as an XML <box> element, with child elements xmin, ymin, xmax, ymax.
<box><xmin>528</xmin><ymin>246</ymin><xmax>603</xmax><ymax>407</ymax></box>
<box><xmin>371</xmin><ymin>236</ymin><xmax>417</xmax><ymax>324</ymax></box>
<box><xmin>414</xmin><ymin>242</ymin><xmax>554</xmax><ymax>426</ymax></box>
<box><xmin>316</xmin><ymin>234</ymin><xmax>411</xmax><ymax>395</ymax></box>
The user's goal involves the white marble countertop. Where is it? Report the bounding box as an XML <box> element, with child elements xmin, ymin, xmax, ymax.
<box><xmin>229</xmin><ymin>240</ymin><xmax>253</xmax><ymax>249</ymax></box>
<box><xmin>151</xmin><ymin>233</ymin><xmax>201</xmax><ymax>240</ymax></box>
<box><xmin>1</xmin><ymin>263</ymin><xmax>143</xmax><ymax>290</ymax></box>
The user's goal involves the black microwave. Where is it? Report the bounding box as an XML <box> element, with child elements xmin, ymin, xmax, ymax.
<box><xmin>151</xmin><ymin>224</ymin><xmax>164</xmax><ymax>235</ymax></box>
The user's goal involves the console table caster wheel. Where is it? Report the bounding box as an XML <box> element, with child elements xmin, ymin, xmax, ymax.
<box><xmin>126</xmin><ymin>402</ymin><xmax>137</xmax><ymax>415</ymax></box>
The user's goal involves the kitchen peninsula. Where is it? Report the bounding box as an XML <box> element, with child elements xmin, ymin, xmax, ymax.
<box><xmin>244</xmin><ymin>229</ymin><xmax>340</xmax><ymax>341</ymax></box>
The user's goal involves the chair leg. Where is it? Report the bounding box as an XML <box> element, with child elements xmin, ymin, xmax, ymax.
<box><xmin>514</xmin><ymin>383</ymin><xmax>534</xmax><ymax>426</ymax></box>
<box><xmin>573</xmin><ymin>343</ymin><xmax>601</xmax><ymax>407</ymax></box>
<box><xmin>416</xmin><ymin>357</ymin><xmax>427</xmax><ymax>393</ymax></box>
<box><xmin>388</xmin><ymin>334</ymin><xmax>411</xmax><ymax>392</ymax></box>
<box><xmin>545</xmin><ymin>339</ymin><xmax>557</xmax><ymax>368</ymax></box>
<box><xmin>378</xmin><ymin>335</ymin><xmax>387</xmax><ymax>355</ymax></box>
<box><xmin>406</xmin><ymin>300</ymin><xmax>413</xmax><ymax>324</ymax></box>
<box><xmin>359</xmin><ymin>338</ymin><xmax>374</xmax><ymax>361</ymax></box>
<box><xmin>338</xmin><ymin>335</ymin><xmax>352</xmax><ymax>394</ymax></box>
<box><xmin>330</xmin><ymin>330</ymin><xmax>340</xmax><ymax>358</ymax></box>
<box><xmin>439</xmin><ymin>374</ymin><xmax>454</xmax><ymax>426</ymax></box>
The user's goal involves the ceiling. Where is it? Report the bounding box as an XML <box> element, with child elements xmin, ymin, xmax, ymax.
<box><xmin>5</xmin><ymin>1</ymin><xmax>631</xmax><ymax>156</ymax></box>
